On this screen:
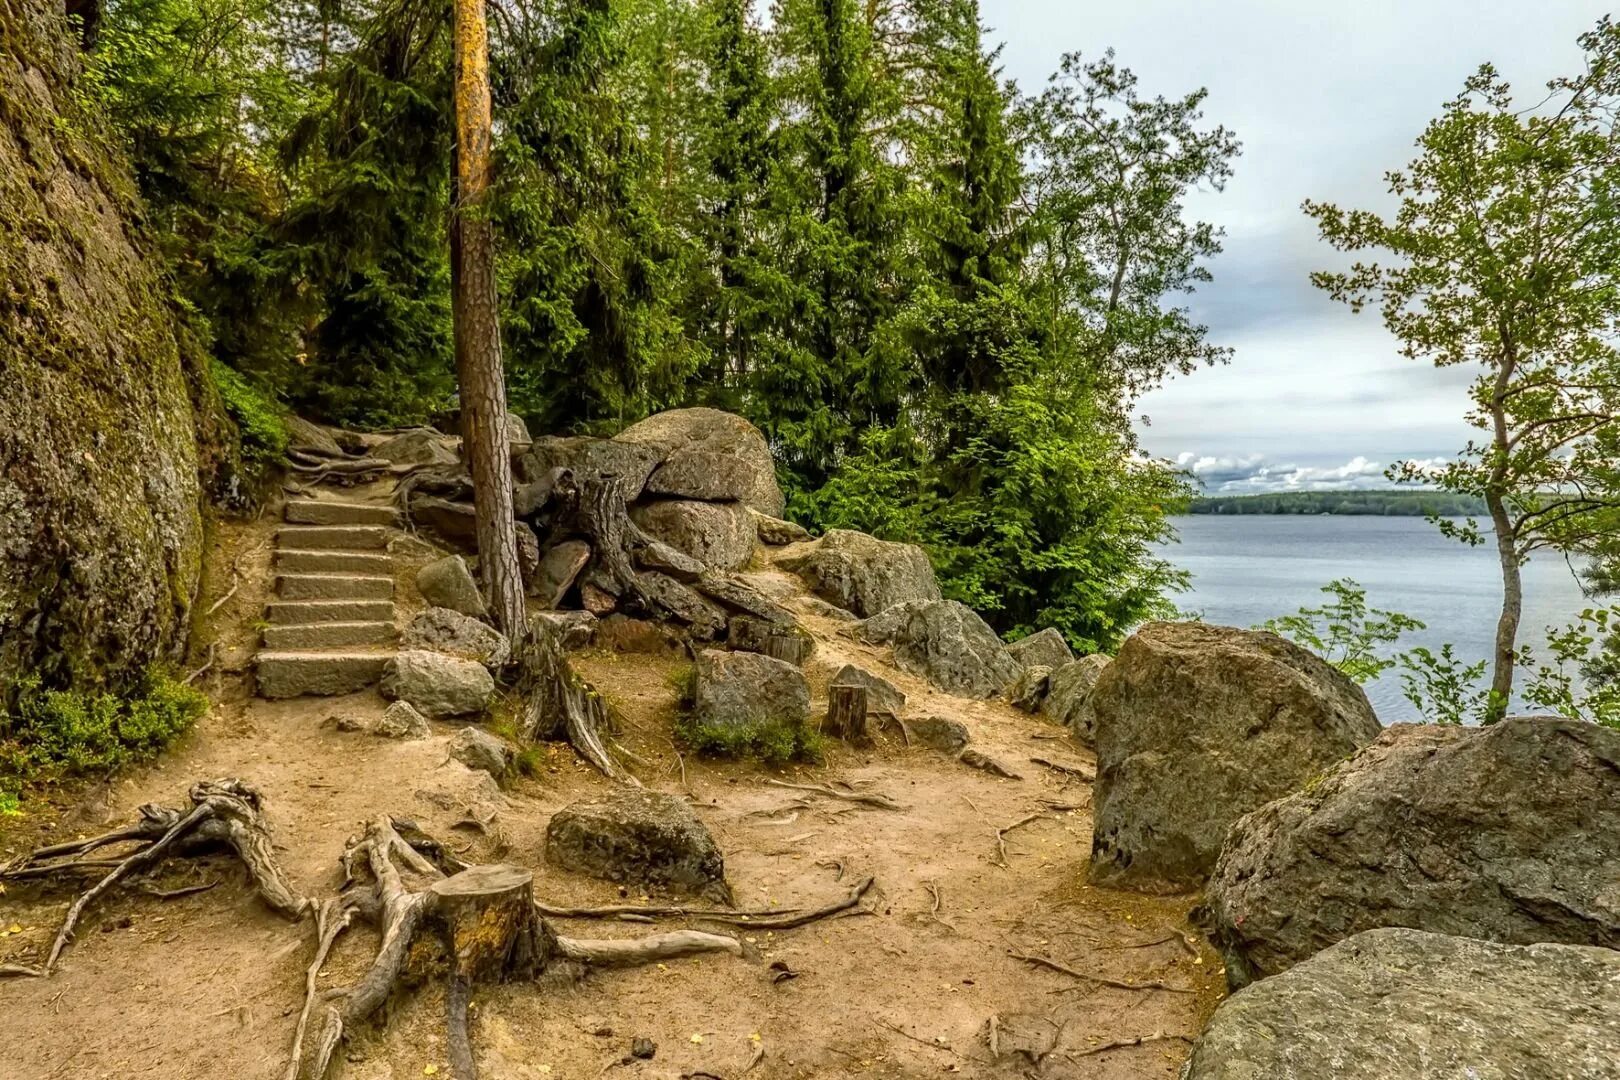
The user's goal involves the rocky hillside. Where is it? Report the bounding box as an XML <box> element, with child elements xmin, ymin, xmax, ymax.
<box><xmin>0</xmin><ymin>0</ymin><xmax>203</xmax><ymax>695</ymax></box>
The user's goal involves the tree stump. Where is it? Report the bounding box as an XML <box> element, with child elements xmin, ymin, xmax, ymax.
<box><xmin>824</xmin><ymin>684</ymin><xmax>871</xmax><ymax>746</ymax></box>
<box><xmin>430</xmin><ymin>865</ymin><xmax>558</xmax><ymax>1080</ymax></box>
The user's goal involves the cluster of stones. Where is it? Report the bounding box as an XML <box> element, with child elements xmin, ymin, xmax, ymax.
<box><xmin>1072</xmin><ymin>619</ymin><xmax>1620</xmax><ymax>1077</ymax></box>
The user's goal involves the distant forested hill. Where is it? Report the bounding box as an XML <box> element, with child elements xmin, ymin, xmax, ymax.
<box><xmin>1186</xmin><ymin>491</ymin><xmax>1488</xmax><ymax>516</ymax></box>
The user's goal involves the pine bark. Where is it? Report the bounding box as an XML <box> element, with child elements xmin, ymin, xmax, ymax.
<box><xmin>451</xmin><ymin>0</ymin><xmax>525</xmax><ymax>639</ymax></box>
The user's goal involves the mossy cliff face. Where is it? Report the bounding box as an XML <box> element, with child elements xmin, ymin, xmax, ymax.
<box><xmin>0</xmin><ymin>0</ymin><xmax>204</xmax><ymax>695</ymax></box>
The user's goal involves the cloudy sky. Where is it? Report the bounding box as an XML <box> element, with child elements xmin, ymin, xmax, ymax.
<box><xmin>982</xmin><ymin>0</ymin><xmax>1611</xmax><ymax>493</ymax></box>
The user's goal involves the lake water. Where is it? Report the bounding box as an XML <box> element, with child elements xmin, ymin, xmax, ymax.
<box><xmin>1156</xmin><ymin>515</ymin><xmax>1595</xmax><ymax>722</ymax></box>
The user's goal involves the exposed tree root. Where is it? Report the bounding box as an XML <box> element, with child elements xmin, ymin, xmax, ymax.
<box><xmin>764</xmin><ymin>779</ymin><xmax>905</xmax><ymax>811</ymax></box>
<box><xmin>0</xmin><ymin>779</ymin><xmax>309</xmax><ymax>975</ymax></box>
<box><xmin>289</xmin><ymin>816</ymin><xmax>744</xmax><ymax>1080</ymax></box>
<box><xmin>1008</xmin><ymin>951</ymin><xmax>1197</xmax><ymax>995</ymax></box>
<box><xmin>513</xmin><ymin>614</ymin><xmax>635</xmax><ymax>783</ymax></box>
<box><xmin>536</xmin><ymin>875</ymin><xmax>876</xmax><ymax>930</ymax></box>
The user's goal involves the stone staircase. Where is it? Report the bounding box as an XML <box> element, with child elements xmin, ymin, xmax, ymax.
<box><xmin>255</xmin><ymin>498</ymin><xmax>401</xmax><ymax>698</ymax></box>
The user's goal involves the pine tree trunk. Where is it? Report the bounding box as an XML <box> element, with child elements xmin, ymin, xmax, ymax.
<box><xmin>451</xmin><ymin>0</ymin><xmax>525</xmax><ymax>639</ymax></box>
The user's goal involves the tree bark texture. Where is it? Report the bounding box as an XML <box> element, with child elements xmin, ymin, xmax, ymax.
<box><xmin>451</xmin><ymin>0</ymin><xmax>525</xmax><ymax>639</ymax></box>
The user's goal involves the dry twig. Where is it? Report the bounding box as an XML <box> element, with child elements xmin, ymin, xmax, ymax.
<box><xmin>1008</xmin><ymin>951</ymin><xmax>1196</xmax><ymax>995</ymax></box>
<box><xmin>765</xmin><ymin>779</ymin><xmax>904</xmax><ymax>811</ymax></box>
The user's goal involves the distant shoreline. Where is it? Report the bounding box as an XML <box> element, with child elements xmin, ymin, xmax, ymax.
<box><xmin>1185</xmin><ymin>491</ymin><xmax>1487</xmax><ymax>517</ymax></box>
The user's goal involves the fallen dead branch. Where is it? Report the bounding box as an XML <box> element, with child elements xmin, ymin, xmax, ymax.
<box><xmin>185</xmin><ymin>641</ymin><xmax>217</xmax><ymax>685</ymax></box>
<box><xmin>1008</xmin><ymin>951</ymin><xmax>1196</xmax><ymax>995</ymax></box>
<box><xmin>765</xmin><ymin>779</ymin><xmax>904</xmax><ymax>811</ymax></box>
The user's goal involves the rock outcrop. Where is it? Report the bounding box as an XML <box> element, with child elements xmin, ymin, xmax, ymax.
<box><xmin>780</xmin><ymin>530</ymin><xmax>940</xmax><ymax>619</ymax></box>
<box><xmin>687</xmin><ymin>649</ymin><xmax>812</xmax><ymax>755</ymax></box>
<box><xmin>629</xmin><ymin>499</ymin><xmax>756</xmax><ymax>573</ymax></box>
<box><xmin>1</xmin><ymin>0</ymin><xmax>205</xmax><ymax>696</ymax></box>
<box><xmin>546</xmin><ymin>789</ymin><xmax>729</xmax><ymax>901</ymax></box>
<box><xmin>886</xmin><ymin>601</ymin><xmax>1021</xmax><ymax>698</ymax></box>
<box><xmin>1208</xmin><ymin>717</ymin><xmax>1620</xmax><ymax>987</ymax></box>
<box><xmin>614</xmin><ymin>407</ymin><xmax>784</xmax><ymax>517</ymax></box>
<box><xmin>1183</xmin><ymin>928</ymin><xmax>1620</xmax><ymax>1080</ymax></box>
<box><xmin>1006</xmin><ymin>628</ymin><xmax>1072</xmax><ymax>671</ymax></box>
<box><xmin>1088</xmin><ymin>622</ymin><xmax>1380</xmax><ymax>893</ymax></box>
<box><xmin>1042</xmin><ymin>654</ymin><xmax>1110</xmax><ymax>738</ymax></box>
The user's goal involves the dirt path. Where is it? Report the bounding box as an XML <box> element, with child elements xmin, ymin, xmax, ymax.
<box><xmin>0</xmin><ymin>490</ymin><xmax>1223</xmax><ymax>1079</ymax></box>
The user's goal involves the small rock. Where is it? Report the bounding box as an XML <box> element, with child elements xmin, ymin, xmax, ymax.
<box><xmin>630</xmin><ymin>1037</ymin><xmax>656</xmax><ymax>1061</ymax></box>
<box><xmin>331</xmin><ymin>714</ymin><xmax>367</xmax><ymax>733</ymax></box>
<box><xmin>1006</xmin><ymin>628</ymin><xmax>1073</xmax><ymax>671</ymax></box>
<box><xmin>546</xmin><ymin>789</ymin><xmax>730</xmax><ymax>901</ymax></box>
<box><xmin>417</xmin><ymin>555</ymin><xmax>488</xmax><ymax>618</ymax></box>
<box><xmin>596</xmin><ymin>615</ymin><xmax>682</xmax><ymax>655</ymax></box>
<box><xmin>1008</xmin><ymin>665</ymin><xmax>1052</xmax><ymax>712</ymax></box>
<box><xmin>375</xmin><ymin>701</ymin><xmax>432</xmax><ymax>739</ymax></box>
<box><xmin>830</xmin><ymin>664</ymin><xmax>906</xmax><ymax>717</ymax></box>
<box><xmin>284</xmin><ymin>415</ymin><xmax>344</xmax><ymax>458</ymax></box>
<box><xmin>380</xmin><ymin>650</ymin><xmax>495</xmax><ymax>719</ymax></box>
<box><xmin>449</xmin><ymin>726</ymin><xmax>513</xmax><ymax>781</ymax></box>
<box><xmin>534</xmin><ymin>540</ymin><xmax>591</xmax><ymax>606</ymax></box>
<box><xmin>580</xmin><ymin>582</ymin><xmax>618</xmax><ymax>616</ymax></box>
<box><xmin>402</xmin><ymin>607</ymin><xmax>511</xmax><ymax>669</ymax></box>
<box><xmin>636</xmin><ymin>540</ymin><xmax>705</xmax><ymax>581</ymax></box>
<box><xmin>749</xmin><ymin>508</ymin><xmax>812</xmax><ymax>545</ymax></box>
<box><xmin>907</xmin><ymin>715</ymin><xmax>970</xmax><ymax>754</ymax></box>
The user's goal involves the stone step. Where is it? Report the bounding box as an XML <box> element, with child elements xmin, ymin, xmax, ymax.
<box><xmin>276</xmin><ymin>548</ymin><xmax>393</xmax><ymax>575</ymax></box>
<box><xmin>256</xmin><ymin>651</ymin><xmax>392</xmax><ymax>698</ymax></box>
<box><xmin>284</xmin><ymin>500</ymin><xmax>400</xmax><ymax>527</ymax></box>
<box><xmin>276</xmin><ymin>525</ymin><xmax>391</xmax><ymax>551</ymax></box>
<box><xmin>277</xmin><ymin>573</ymin><xmax>394</xmax><ymax>601</ymax></box>
<box><xmin>266</xmin><ymin>599</ymin><xmax>395</xmax><ymax>625</ymax></box>
<box><xmin>262</xmin><ymin>621</ymin><xmax>397</xmax><ymax>650</ymax></box>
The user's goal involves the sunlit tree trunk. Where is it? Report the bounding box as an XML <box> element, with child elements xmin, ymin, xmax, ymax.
<box><xmin>451</xmin><ymin>0</ymin><xmax>525</xmax><ymax>639</ymax></box>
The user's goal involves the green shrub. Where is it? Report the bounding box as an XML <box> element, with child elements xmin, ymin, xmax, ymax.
<box><xmin>674</xmin><ymin>712</ymin><xmax>823</xmax><ymax>766</ymax></box>
<box><xmin>211</xmin><ymin>359</ymin><xmax>288</xmax><ymax>477</ymax></box>
<box><xmin>0</xmin><ymin>670</ymin><xmax>209</xmax><ymax>800</ymax></box>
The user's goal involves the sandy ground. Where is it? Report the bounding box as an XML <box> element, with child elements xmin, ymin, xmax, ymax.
<box><xmin>0</xmin><ymin>487</ymin><xmax>1223</xmax><ymax>1080</ymax></box>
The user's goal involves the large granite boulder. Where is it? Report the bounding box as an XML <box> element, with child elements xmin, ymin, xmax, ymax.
<box><xmin>546</xmin><ymin>789</ymin><xmax>729</xmax><ymax>901</ymax></box>
<box><xmin>402</xmin><ymin>607</ymin><xmax>510</xmax><ymax>670</ymax></box>
<box><xmin>513</xmin><ymin>435</ymin><xmax>663</xmax><ymax>500</ymax></box>
<box><xmin>779</xmin><ymin>530</ymin><xmax>940</xmax><ymax>619</ymax></box>
<box><xmin>1</xmin><ymin>0</ymin><xmax>205</xmax><ymax>697</ymax></box>
<box><xmin>887</xmin><ymin>601</ymin><xmax>1020</xmax><ymax>698</ymax></box>
<box><xmin>1088</xmin><ymin>622</ymin><xmax>1380</xmax><ymax>894</ymax></box>
<box><xmin>630</xmin><ymin>499</ymin><xmax>756</xmax><ymax>573</ymax></box>
<box><xmin>686</xmin><ymin>649</ymin><xmax>812</xmax><ymax>759</ymax></box>
<box><xmin>1183</xmin><ymin>928</ymin><xmax>1620</xmax><ymax>1080</ymax></box>
<box><xmin>380</xmin><ymin>650</ymin><xmax>495</xmax><ymax>718</ymax></box>
<box><xmin>1006</xmin><ymin>628</ymin><xmax>1073</xmax><ymax>671</ymax></box>
<box><xmin>374</xmin><ymin>428</ymin><xmax>458</xmax><ymax>466</ymax></box>
<box><xmin>615</xmin><ymin>408</ymin><xmax>784</xmax><ymax>517</ymax></box>
<box><xmin>1044</xmin><ymin>654</ymin><xmax>1111</xmax><ymax>743</ymax></box>
<box><xmin>1208</xmin><ymin>717</ymin><xmax>1620</xmax><ymax>987</ymax></box>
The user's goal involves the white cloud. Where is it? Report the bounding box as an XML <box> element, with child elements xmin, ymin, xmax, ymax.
<box><xmin>1176</xmin><ymin>451</ymin><xmax>1409</xmax><ymax>493</ymax></box>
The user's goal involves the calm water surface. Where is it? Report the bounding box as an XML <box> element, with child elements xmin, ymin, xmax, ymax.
<box><xmin>1157</xmin><ymin>515</ymin><xmax>1594</xmax><ymax>722</ymax></box>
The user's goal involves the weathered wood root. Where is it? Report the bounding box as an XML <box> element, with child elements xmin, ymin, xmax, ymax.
<box><xmin>537</xmin><ymin>875</ymin><xmax>876</xmax><ymax>930</ymax></box>
<box><xmin>0</xmin><ymin>779</ymin><xmax>309</xmax><ymax>975</ymax></box>
<box><xmin>289</xmin><ymin>817</ymin><xmax>744</xmax><ymax>1080</ymax></box>
<box><xmin>513</xmin><ymin>614</ymin><xmax>635</xmax><ymax>784</ymax></box>
<box><xmin>1009</xmin><ymin>951</ymin><xmax>1197</xmax><ymax>995</ymax></box>
<box><xmin>764</xmin><ymin>779</ymin><xmax>905</xmax><ymax>811</ymax></box>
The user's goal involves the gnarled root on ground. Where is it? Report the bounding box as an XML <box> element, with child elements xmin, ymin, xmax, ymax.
<box><xmin>287</xmin><ymin>816</ymin><xmax>743</xmax><ymax>1080</ymax></box>
<box><xmin>0</xmin><ymin>778</ymin><xmax>309</xmax><ymax>977</ymax></box>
